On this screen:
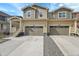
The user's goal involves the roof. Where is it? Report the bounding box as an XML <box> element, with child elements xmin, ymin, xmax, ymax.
<box><xmin>0</xmin><ymin>11</ymin><xmax>10</xmax><ymax>16</ymax></box>
<box><xmin>9</xmin><ymin>16</ymin><xmax>23</xmax><ymax>20</ymax></box>
<box><xmin>22</xmin><ymin>6</ymin><xmax>37</xmax><ymax>11</ymax></box>
<box><xmin>53</xmin><ymin>6</ymin><xmax>73</xmax><ymax>12</ymax></box>
<box><xmin>32</xmin><ymin>4</ymin><xmax>48</xmax><ymax>10</ymax></box>
<box><xmin>16</xmin><ymin>16</ymin><xmax>23</xmax><ymax>19</ymax></box>
<box><xmin>72</xmin><ymin>12</ymin><xmax>79</xmax><ymax>14</ymax></box>
<box><xmin>22</xmin><ymin>4</ymin><xmax>48</xmax><ymax>11</ymax></box>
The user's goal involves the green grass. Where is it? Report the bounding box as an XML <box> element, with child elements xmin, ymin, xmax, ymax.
<box><xmin>0</xmin><ymin>39</ymin><xmax>10</xmax><ymax>43</ymax></box>
<box><xmin>0</xmin><ymin>33</ymin><xmax>9</xmax><ymax>43</ymax></box>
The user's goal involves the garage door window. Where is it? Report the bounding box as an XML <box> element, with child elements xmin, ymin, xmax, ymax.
<box><xmin>50</xmin><ymin>26</ymin><xmax>68</xmax><ymax>28</ymax></box>
<box><xmin>25</xmin><ymin>26</ymin><xmax>43</xmax><ymax>28</ymax></box>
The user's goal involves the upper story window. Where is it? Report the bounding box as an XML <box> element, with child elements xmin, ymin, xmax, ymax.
<box><xmin>38</xmin><ymin>12</ymin><xmax>43</xmax><ymax>17</ymax></box>
<box><xmin>58</xmin><ymin>12</ymin><xmax>66</xmax><ymax>18</ymax></box>
<box><xmin>40</xmin><ymin>13</ymin><xmax>43</xmax><ymax>17</ymax></box>
<box><xmin>0</xmin><ymin>16</ymin><xmax>6</xmax><ymax>21</ymax></box>
<box><xmin>28</xmin><ymin>12</ymin><xmax>31</xmax><ymax>17</ymax></box>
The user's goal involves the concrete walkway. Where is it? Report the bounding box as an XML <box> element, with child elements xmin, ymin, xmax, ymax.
<box><xmin>50</xmin><ymin>36</ymin><xmax>79</xmax><ymax>56</ymax></box>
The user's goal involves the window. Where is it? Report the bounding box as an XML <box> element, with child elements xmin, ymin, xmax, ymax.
<box><xmin>1</xmin><ymin>24</ymin><xmax>3</xmax><ymax>30</ymax></box>
<box><xmin>40</xmin><ymin>13</ymin><xmax>43</xmax><ymax>17</ymax></box>
<box><xmin>59</xmin><ymin>12</ymin><xmax>66</xmax><ymax>18</ymax></box>
<box><xmin>38</xmin><ymin>12</ymin><xmax>43</xmax><ymax>17</ymax></box>
<box><xmin>0</xmin><ymin>16</ymin><xmax>5</xmax><ymax>21</ymax></box>
<box><xmin>28</xmin><ymin>12</ymin><xmax>31</xmax><ymax>17</ymax></box>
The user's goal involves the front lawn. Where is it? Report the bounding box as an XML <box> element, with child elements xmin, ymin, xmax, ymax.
<box><xmin>0</xmin><ymin>33</ymin><xmax>10</xmax><ymax>43</ymax></box>
<box><xmin>0</xmin><ymin>39</ymin><xmax>10</xmax><ymax>43</ymax></box>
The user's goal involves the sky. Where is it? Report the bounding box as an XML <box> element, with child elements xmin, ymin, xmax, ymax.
<box><xmin>0</xmin><ymin>3</ymin><xmax>79</xmax><ymax>16</ymax></box>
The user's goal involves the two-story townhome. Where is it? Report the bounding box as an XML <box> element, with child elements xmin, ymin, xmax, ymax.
<box><xmin>9</xmin><ymin>4</ymin><xmax>79</xmax><ymax>36</ymax></box>
<box><xmin>48</xmin><ymin>7</ymin><xmax>73</xmax><ymax>35</ymax></box>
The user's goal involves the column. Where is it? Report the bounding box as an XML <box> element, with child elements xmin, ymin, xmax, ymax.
<box><xmin>74</xmin><ymin>21</ymin><xmax>77</xmax><ymax>33</ymax></box>
<box><xmin>19</xmin><ymin>19</ymin><xmax>22</xmax><ymax>31</ymax></box>
<box><xmin>43</xmin><ymin>21</ymin><xmax>48</xmax><ymax>35</ymax></box>
<box><xmin>69</xmin><ymin>26</ymin><xmax>71</xmax><ymax>36</ymax></box>
<box><xmin>10</xmin><ymin>20</ymin><xmax>12</xmax><ymax>33</ymax></box>
<box><xmin>23</xmin><ymin>26</ymin><xmax>25</xmax><ymax>32</ymax></box>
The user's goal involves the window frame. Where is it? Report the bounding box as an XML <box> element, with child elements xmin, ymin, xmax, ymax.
<box><xmin>58</xmin><ymin>11</ymin><xmax>66</xmax><ymax>18</ymax></box>
<box><xmin>38</xmin><ymin>11</ymin><xmax>43</xmax><ymax>17</ymax></box>
<box><xmin>27</xmin><ymin>12</ymin><xmax>31</xmax><ymax>17</ymax></box>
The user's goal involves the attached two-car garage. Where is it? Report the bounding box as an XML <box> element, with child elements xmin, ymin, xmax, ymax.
<box><xmin>24</xmin><ymin>26</ymin><xmax>69</xmax><ymax>35</ymax></box>
<box><xmin>50</xmin><ymin>26</ymin><xmax>69</xmax><ymax>35</ymax></box>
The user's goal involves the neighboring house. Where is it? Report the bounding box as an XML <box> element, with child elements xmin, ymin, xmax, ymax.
<box><xmin>0</xmin><ymin>11</ymin><xmax>11</xmax><ymax>33</ymax></box>
<box><xmin>9</xmin><ymin>4</ymin><xmax>79</xmax><ymax>36</ymax></box>
<box><xmin>72</xmin><ymin>12</ymin><xmax>79</xmax><ymax>19</ymax></box>
<box><xmin>51</xmin><ymin>6</ymin><xmax>73</xmax><ymax>19</ymax></box>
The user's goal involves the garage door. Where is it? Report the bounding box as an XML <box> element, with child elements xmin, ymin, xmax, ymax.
<box><xmin>50</xmin><ymin>26</ymin><xmax>69</xmax><ymax>35</ymax></box>
<box><xmin>25</xmin><ymin>26</ymin><xmax>43</xmax><ymax>36</ymax></box>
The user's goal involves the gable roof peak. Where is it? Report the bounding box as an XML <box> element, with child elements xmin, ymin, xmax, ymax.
<box><xmin>32</xmin><ymin>4</ymin><xmax>48</xmax><ymax>10</ymax></box>
<box><xmin>53</xmin><ymin>6</ymin><xmax>73</xmax><ymax>12</ymax></box>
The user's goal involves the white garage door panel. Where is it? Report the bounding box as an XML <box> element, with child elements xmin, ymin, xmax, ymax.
<box><xmin>50</xmin><ymin>26</ymin><xmax>69</xmax><ymax>35</ymax></box>
<box><xmin>25</xmin><ymin>26</ymin><xmax>43</xmax><ymax>36</ymax></box>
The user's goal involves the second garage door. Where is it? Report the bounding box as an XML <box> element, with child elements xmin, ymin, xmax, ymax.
<box><xmin>50</xmin><ymin>26</ymin><xmax>69</xmax><ymax>35</ymax></box>
<box><xmin>25</xmin><ymin>26</ymin><xmax>43</xmax><ymax>36</ymax></box>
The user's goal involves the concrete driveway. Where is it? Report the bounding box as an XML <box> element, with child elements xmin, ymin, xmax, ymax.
<box><xmin>8</xmin><ymin>36</ymin><xmax>43</xmax><ymax>56</ymax></box>
<box><xmin>1</xmin><ymin>35</ymin><xmax>79</xmax><ymax>56</ymax></box>
<box><xmin>50</xmin><ymin>35</ymin><xmax>79</xmax><ymax>56</ymax></box>
<box><xmin>0</xmin><ymin>36</ymin><xmax>43</xmax><ymax>56</ymax></box>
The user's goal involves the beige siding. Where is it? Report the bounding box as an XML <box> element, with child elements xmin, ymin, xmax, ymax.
<box><xmin>36</xmin><ymin>8</ymin><xmax>48</xmax><ymax>19</ymax></box>
<box><xmin>24</xmin><ymin>10</ymin><xmax>35</xmax><ymax>19</ymax></box>
<box><xmin>22</xmin><ymin>20</ymin><xmax>47</xmax><ymax>33</ymax></box>
<box><xmin>53</xmin><ymin>10</ymin><xmax>72</xmax><ymax>19</ymax></box>
<box><xmin>48</xmin><ymin>20</ymin><xmax>75</xmax><ymax>33</ymax></box>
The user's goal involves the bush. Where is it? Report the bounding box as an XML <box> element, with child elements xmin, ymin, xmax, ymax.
<box><xmin>16</xmin><ymin>32</ymin><xmax>25</xmax><ymax>37</ymax></box>
<box><xmin>3</xmin><ymin>32</ymin><xmax>10</xmax><ymax>35</ymax></box>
